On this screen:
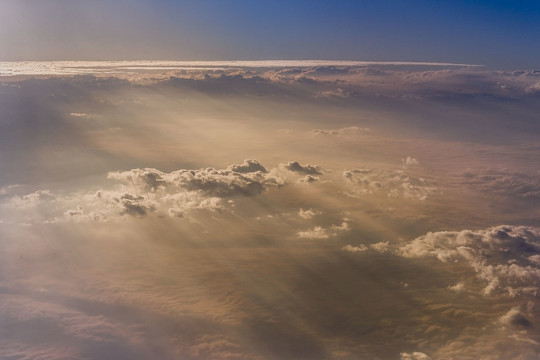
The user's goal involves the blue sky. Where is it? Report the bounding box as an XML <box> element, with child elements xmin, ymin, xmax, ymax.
<box><xmin>1</xmin><ymin>0</ymin><xmax>539</xmax><ymax>68</ymax></box>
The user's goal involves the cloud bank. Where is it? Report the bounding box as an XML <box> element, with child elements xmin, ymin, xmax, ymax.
<box><xmin>1</xmin><ymin>64</ymin><xmax>540</xmax><ymax>359</ymax></box>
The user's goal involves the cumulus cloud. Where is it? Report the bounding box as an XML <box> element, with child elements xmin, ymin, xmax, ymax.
<box><xmin>297</xmin><ymin>226</ymin><xmax>331</xmax><ymax>239</ymax></box>
<box><xmin>0</xmin><ymin>160</ymin><xmax>281</xmax><ymax>223</ymax></box>
<box><xmin>282</xmin><ymin>161</ymin><xmax>322</xmax><ymax>176</ymax></box>
<box><xmin>21</xmin><ymin>189</ymin><xmax>56</xmax><ymax>203</ymax></box>
<box><xmin>402</xmin><ymin>156</ymin><xmax>419</xmax><ymax>166</ymax></box>
<box><xmin>400</xmin><ymin>352</ymin><xmax>432</xmax><ymax>360</ymax></box>
<box><xmin>462</xmin><ymin>169</ymin><xmax>540</xmax><ymax>199</ymax></box>
<box><xmin>341</xmin><ymin>244</ymin><xmax>368</xmax><ymax>253</ymax></box>
<box><xmin>447</xmin><ymin>282</ymin><xmax>465</xmax><ymax>292</ymax></box>
<box><xmin>298</xmin><ymin>208</ymin><xmax>319</xmax><ymax>219</ymax></box>
<box><xmin>298</xmin><ymin>175</ymin><xmax>320</xmax><ymax>183</ymax></box>
<box><xmin>342</xmin><ymin>241</ymin><xmax>390</xmax><ymax>253</ymax></box>
<box><xmin>499</xmin><ymin>307</ymin><xmax>533</xmax><ymax>328</ymax></box>
<box><xmin>63</xmin><ymin>206</ymin><xmax>107</xmax><ymax>222</ymax></box>
<box><xmin>343</xmin><ymin>168</ymin><xmax>435</xmax><ymax>200</ymax></box>
<box><xmin>109</xmin><ymin>159</ymin><xmax>281</xmax><ymax>198</ymax></box>
<box><xmin>227</xmin><ymin>159</ymin><xmax>267</xmax><ymax>173</ymax></box>
<box><xmin>398</xmin><ymin>225</ymin><xmax>540</xmax><ymax>295</ymax></box>
<box><xmin>297</xmin><ymin>219</ymin><xmax>350</xmax><ymax>239</ymax></box>
<box><xmin>115</xmin><ymin>193</ymin><xmax>156</xmax><ymax>216</ymax></box>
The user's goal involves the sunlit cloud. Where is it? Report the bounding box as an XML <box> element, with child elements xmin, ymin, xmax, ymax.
<box><xmin>1</xmin><ymin>62</ymin><xmax>540</xmax><ymax>359</ymax></box>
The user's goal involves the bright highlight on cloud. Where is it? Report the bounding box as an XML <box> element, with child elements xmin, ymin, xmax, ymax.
<box><xmin>1</xmin><ymin>62</ymin><xmax>540</xmax><ymax>359</ymax></box>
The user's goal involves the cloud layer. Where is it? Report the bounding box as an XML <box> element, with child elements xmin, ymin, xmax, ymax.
<box><xmin>1</xmin><ymin>64</ymin><xmax>540</xmax><ymax>359</ymax></box>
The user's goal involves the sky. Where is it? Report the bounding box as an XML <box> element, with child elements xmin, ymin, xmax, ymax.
<box><xmin>1</xmin><ymin>2</ymin><xmax>540</xmax><ymax>360</ymax></box>
<box><xmin>1</xmin><ymin>0</ymin><xmax>540</xmax><ymax>68</ymax></box>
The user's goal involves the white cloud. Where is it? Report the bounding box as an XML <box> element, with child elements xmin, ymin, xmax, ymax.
<box><xmin>0</xmin><ymin>184</ymin><xmax>20</xmax><ymax>196</ymax></box>
<box><xmin>369</xmin><ymin>241</ymin><xmax>390</xmax><ymax>252</ymax></box>
<box><xmin>499</xmin><ymin>307</ymin><xmax>532</xmax><ymax>328</ymax></box>
<box><xmin>0</xmin><ymin>60</ymin><xmax>480</xmax><ymax>77</ymax></box>
<box><xmin>297</xmin><ymin>219</ymin><xmax>350</xmax><ymax>239</ymax></box>
<box><xmin>402</xmin><ymin>156</ymin><xmax>419</xmax><ymax>166</ymax></box>
<box><xmin>461</xmin><ymin>169</ymin><xmax>540</xmax><ymax>199</ymax></box>
<box><xmin>398</xmin><ymin>225</ymin><xmax>540</xmax><ymax>296</ymax></box>
<box><xmin>0</xmin><ymin>160</ymin><xmax>282</xmax><ymax>223</ymax></box>
<box><xmin>344</xmin><ymin>168</ymin><xmax>435</xmax><ymax>200</ymax></box>
<box><xmin>109</xmin><ymin>159</ymin><xmax>282</xmax><ymax>197</ymax></box>
<box><xmin>298</xmin><ymin>175</ymin><xmax>320</xmax><ymax>183</ymax></box>
<box><xmin>297</xmin><ymin>226</ymin><xmax>329</xmax><ymax>239</ymax></box>
<box><xmin>282</xmin><ymin>161</ymin><xmax>322</xmax><ymax>176</ymax></box>
<box><xmin>448</xmin><ymin>282</ymin><xmax>465</xmax><ymax>292</ymax></box>
<box><xmin>298</xmin><ymin>208</ymin><xmax>319</xmax><ymax>219</ymax></box>
<box><xmin>342</xmin><ymin>241</ymin><xmax>390</xmax><ymax>254</ymax></box>
<box><xmin>400</xmin><ymin>352</ymin><xmax>432</xmax><ymax>360</ymax></box>
<box><xmin>342</xmin><ymin>244</ymin><xmax>368</xmax><ymax>253</ymax></box>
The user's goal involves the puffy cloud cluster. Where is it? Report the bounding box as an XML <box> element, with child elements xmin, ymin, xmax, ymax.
<box><xmin>462</xmin><ymin>169</ymin><xmax>540</xmax><ymax>199</ymax></box>
<box><xmin>398</xmin><ymin>225</ymin><xmax>540</xmax><ymax>296</ymax></box>
<box><xmin>343</xmin><ymin>168</ymin><xmax>435</xmax><ymax>200</ymax></box>
<box><xmin>282</xmin><ymin>161</ymin><xmax>322</xmax><ymax>176</ymax></box>
<box><xmin>342</xmin><ymin>241</ymin><xmax>390</xmax><ymax>253</ymax></box>
<box><xmin>103</xmin><ymin>160</ymin><xmax>283</xmax><ymax>218</ymax></box>
<box><xmin>298</xmin><ymin>208</ymin><xmax>320</xmax><ymax>219</ymax></box>
<box><xmin>402</xmin><ymin>156</ymin><xmax>419</xmax><ymax>166</ymax></box>
<box><xmin>297</xmin><ymin>219</ymin><xmax>350</xmax><ymax>239</ymax></box>
<box><xmin>0</xmin><ymin>160</ymin><xmax>284</xmax><ymax>223</ymax></box>
<box><xmin>499</xmin><ymin>307</ymin><xmax>533</xmax><ymax>329</ymax></box>
<box><xmin>108</xmin><ymin>159</ymin><xmax>282</xmax><ymax>198</ymax></box>
<box><xmin>400</xmin><ymin>352</ymin><xmax>432</xmax><ymax>360</ymax></box>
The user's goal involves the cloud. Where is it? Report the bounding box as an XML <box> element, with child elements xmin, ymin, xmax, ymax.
<box><xmin>0</xmin><ymin>184</ymin><xmax>20</xmax><ymax>196</ymax></box>
<box><xmin>282</xmin><ymin>161</ymin><xmax>322</xmax><ymax>176</ymax></box>
<box><xmin>341</xmin><ymin>244</ymin><xmax>368</xmax><ymax>253</ymax></box>
<box><xmin>298</xmin><ymin>175</ymin><xmax>320</xmax><ymax>183</ymax></box>
<box><xmin>2</xmin><ymin>63</ymin><xmax>540</xmax><ymax>359</ymax></box>
<box><xmin>315</xmin><ymin>87</ymin><xmax>350</xmax><ymax>98</ymax></box>
<box><xmin>0</xmin><ymin>60</ymin><xmax>479</xmax><ymax>77</ymax></box>
<box><xmin>400</xmin><ymin>352</ymin><xmax>432</xmax><ymax>360</ymax></box>
<box><xmin>298</xmin><ymin>208</ymin><xmax>319</xmax><ymax>219</ymax></box>
<box><xmin>109</xmin><ymin>160</ymin><xmax>282</xmax><ymax>198</ymax></box>
<box><xmin>343</xmin><ymin>168</ymin><xmax>435</xmax><ymax>200</ymax></box>
<box><xmin>297</xmin><ymin>226</ymin><xmax>330</xmax><ymax>239</ymax></box>
<box><xmin>63</xmin><ymin>206</ymin><xmax>107</xmax><ymax>222</ymax></box>
<box><xmin>115</xmin><ymin>193</ymin><xmax>156</xmax><ymax>216</ymax></box>
<box><xmin>297</xmin><ymin>219</ymin><xmax>350</xmax><ymax>239</ymax></box>
<box><xmin>69</xmin><ymin>112</ymin><xmax>95</xmax><ymax>119</ymax></box>
<box><xmin>402</xmin><ymin>156</ymin><xmax>419</xmax><ymax>166</ymax></box>
<box><xmin>499</xmin><ymin>307</ymin><xmax>533</xmax><ymax>328</ymax></box>
<box><xmin>447</xmin><ymin>282</ymin><xmax>465</xmax><ymax>292</ymax></box>
<box><xmin>311</xmin><ymin>126</ymin><xmax>370</xmax><ymax>136</ymax></box>
<box><xmin>397</xmin><ymin>225</ymin><xmax>540</xmax><ymax>295</ymax></box>
<box><xmin>227</xmin><ymin>159</ymin><xmax>267</xmax><ymax>173</ymax></box>
<box><xmin>0</xmin><ymin>293</ymin><xmax>144</xmax><ymax>356</ymax></box>
<box><xmin>342</xmin><ymin>241</ymin><xmax>390</xmax><ymax>253</ymax></box>
<box><xmin>21</xmin><ymin>189</ymin><xmax>56</xmax><ymax>203</ymax></box>
<box><xmin>461</xmin><ymin>169</ymin><xmax>540</xmax><ymax>199</ymax></box>
<box><xmin>369</xmin><ymin>241</ymin><xmax>390</xmax><ymax>252</ymax></box>
<box><xmin>525</xmin><ymin>81</ymin><xmax>540</xmax><ymax>94</ymax></box>
<box><xmin>0</xmin><ymin>342</ymin><xmax>78</xmax><ymax>360</ymax></box>
<box><xmin>0</xmin><ymin>160</ymin><xmax>282</xmax><ymax>223</ymax></box>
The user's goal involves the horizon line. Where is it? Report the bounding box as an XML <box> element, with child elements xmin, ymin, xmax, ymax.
<box><xmin>0</xmin><ymin>59</ymin><xmax>483</xmax><ymax>67</ymax></box>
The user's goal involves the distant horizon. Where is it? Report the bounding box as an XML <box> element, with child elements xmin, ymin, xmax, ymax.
<box><xmin>2</xmin><ymin>1</ymin><xmax>539</xmax><ymax>69</ymax></box>
<box><xmin>0</xmin><ymin>59</ymin><xmax>488</xmax><ymax>77</ymax></box>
